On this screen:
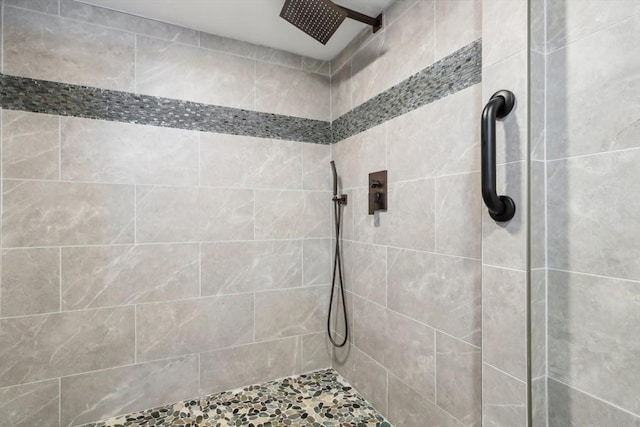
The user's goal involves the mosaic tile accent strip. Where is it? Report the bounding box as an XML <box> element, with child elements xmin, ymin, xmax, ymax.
<box><xmin>0</xmin><ymin>39</ymin><xmax>480</xmax><ymax>145</ymax></box>
<box><xmin>332</xmin><ymin>39</ymin><xmax>482</xmax><ymax>143</ymax></box>
<box><xmin>84</xmin><ymin>368</ymin><xmax>390</xmax><ymax>427</ymax></box>
<box><xmin>0</xmin><ymin>73</ymin><xmax>332</xmax><ymax>145</ymax></box>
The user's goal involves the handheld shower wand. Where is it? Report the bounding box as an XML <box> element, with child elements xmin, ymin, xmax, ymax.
<box><xmin>331</xmin><ymin>160</ymin><xmax>338</xmax><ymax>197</ymax></box>
<box><xmin>328</xmin><ymin>161</ymin><xmax>348</xmax><ymax>347</ymax></box>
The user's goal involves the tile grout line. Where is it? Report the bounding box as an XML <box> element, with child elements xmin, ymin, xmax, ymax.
<box><xmin>483</xmin><ymin>361</ymin><xmax>527</xmax><ymax>385</ymax></box>
<box><xmin>58</xmin><ymin>377</ymin><xmax>62</xmax><ymax>427</ymax></box>
<box><xmin>433</xmin><ymin>328</ymin><xmax>438</xmax><ymax>404</ymax></box>
<box><xmin>58</xmin><ymin>247</ymin><xmax>62</xmax><ymax>312</ymax></box>
<box><xmin>134</xmin><ymin>304</ymin><xmax>137</xmax><ymax>364</ymax></box>
<box><xmin>542</xmin><ymin>4</ymin><xmax>550</xmax><ymax>423</ymax></box>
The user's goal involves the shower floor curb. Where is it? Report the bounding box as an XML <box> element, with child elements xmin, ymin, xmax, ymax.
<box><xmin>82</xmin><ymin>368</ymin><xmax>391</xmax><ymax>427</ymax></box>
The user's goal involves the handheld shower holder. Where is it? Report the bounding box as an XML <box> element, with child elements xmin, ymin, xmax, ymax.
<box><xmin>333</xmin><ymin>194</ymin><xmax>348</xmax><ymax>205</ymax></box>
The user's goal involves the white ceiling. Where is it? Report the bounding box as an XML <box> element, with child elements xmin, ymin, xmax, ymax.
<box><xmin>78</xmin><ymin>0</ymin><xmax>394</xmax><ymax>61</ymax></box>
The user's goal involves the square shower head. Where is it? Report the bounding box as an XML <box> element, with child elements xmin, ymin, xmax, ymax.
<box><xmin>280</xmin><ymin>0</ymin><xmax>348</xmax><ymax>45</ymax></box>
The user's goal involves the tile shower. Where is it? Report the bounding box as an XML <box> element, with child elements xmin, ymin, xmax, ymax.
<box><xmin>0</xmin><ymin>0</ymin><xmax>638</xmax><ymax>427</ymax></box>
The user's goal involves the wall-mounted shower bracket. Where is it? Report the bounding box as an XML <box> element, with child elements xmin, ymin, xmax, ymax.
<box><xmin>333</xmin><ymin>194</ymin><xmax>348</xmax><ymax>205</ymax></box>
<box><xmin>337</xmin><ymin>6</ymin><xmax>383</xmax><ymax>33</ymax></box>
<box><xmin>368</xmin><ymin>170</ymin><xmax>387</xmax><ymax>214</ymax></box>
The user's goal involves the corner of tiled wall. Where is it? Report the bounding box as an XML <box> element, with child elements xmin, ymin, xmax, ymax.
<box><xmin>329</xmin><ymin>0</ymin><xmax>485</xmax><ymax>425</ymax></box>
<box><xmin>533</xmin><ymin>0</ymin><xmax>640</xmax><ymax>425</ymax></box>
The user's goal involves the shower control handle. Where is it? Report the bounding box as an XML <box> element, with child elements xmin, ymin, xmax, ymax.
<box><xmin>481</xmin><ymin>90</ymin><xmax>516</xmax><ymax>222</ymax></box>
<box><xmin>368</xmin><ymin>170</ymin><xmax>387</xmax><ymax>215</ymax></box>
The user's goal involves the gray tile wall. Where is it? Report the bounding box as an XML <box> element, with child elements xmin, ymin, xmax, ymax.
<box><xmin>530</xmin><ymin>1</ymin><xmax>640</xmax><ymax>425</ymax></box>
<box><xmin>480</xmin><ymin>1</ymin><xmax>530</xmax><ymax>425</ymax></box>
<box><xmin>0</xmin><ymin>112</ymin><xmax>333</xmax><ymax>426</ymax></box>
<box><xmin>329</xmin><ymin>1</ymin><xmax>484</xmax><ymax>426</ymax></box>
<box><xmin>0</xmin><ymin>1</ymin><xmax>333</xmax><ymax>425</ymax></box>
<box><xmin>0</xmin><ymin>0</ymin><xmax>330</xmax><ymax>119</ymax></box>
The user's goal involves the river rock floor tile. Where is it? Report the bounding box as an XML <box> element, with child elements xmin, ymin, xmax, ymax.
<box><xmin>86</xmin><ymin>368</ymin><xmax>391</xmax><ymax>427</ymax></box>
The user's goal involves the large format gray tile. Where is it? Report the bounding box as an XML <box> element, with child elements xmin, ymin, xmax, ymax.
<box><xmin>531</xmin><ymin>269</ymin><xmax>547</xmax><ymax>379</ymax></box>
<box><xmin>353</xmin><ymin>297</ymin><xmax>435</xmax><ymax>400</ymax></box>
<box><xmin>3</xmin><ymin>6</ymin><xmax>135</xmax><ymax>91</ymax></box>
<box><xmin>4</xmin><ymin>0</ymin><xmax>58</xmax><ymax>14</ymax></box>
<box><xmin>386</xmin><ymin>85</ymin><xmax>481</xmax><ymax>182</ymax></box>
<box><xmin>434</xmin><ymin>0</ymin><xmax>481</xmax><ymax>61</ymax></box>
<box><xmin>546</xmin><ymin>0</ymin><xmax>640</xmax><ymax>52</ymax></box>
<box><xmin>530</xmin><ymin>160</ymin><xmax>546</xmax><ymax>269</ymax></box>
<box><xmin>529</xmin><ymin>51</ymin><xmax>545</xmax><ymax>161</ymax></box>
<box><xmin>482</xmin><ymin>0</ymin><xmax>527</xmax><ymax>68</ymax></box>
<box><xmin>301</xmin><ymin>332</ymin><xmax>332</xmax><ymax>372</ymax></box>
<box><xmin>302</xmin><ymin>238</ymin><xmax>331</xmax><ymax>287</ymax></box>
<box><xmin>302</xmin><ymin>143</ymin><xmax>331</xmax><ymax>191</ymax></box>
<box><xmin>482</xmin><ymin>363</ymin><xmax>527</xmax><ymax>427</ymax></box>
<box><xmin>1</xmin><ymin>248</ymin><xmax>60</xmax><ymax>317</ymax></box>
<box><xmin>302</xmin><ymin>57</ymin><xmax>330</xmax><ymax>76</ymax></box>
<box><xmin>548</xmin><ymin>377</ymin><xmax>640</xmax><ymax>427</ymax></box>
<box><xmin>331</xmin><ymin>62</ymin><xmax>352</xmax><ymax>120</ymax></box>
<box><xmin>482</xmin><ymin>52</ymin><xmax>528</xmax><ymax>164</ymax></box>
<box><xmin>255</xmin><ymin>62</ymin><xmax>330</xmax><ymax>121</ymax></box>
<box><xmin>353</xmin><ymin>179</ymin><xmax>436</xmax><ymax>252</ymax></box>
<box><xmin>0</xmin><ymin>379</ymin><xmax>59</xmax><ymax>427</ymax></box>
<box><xmin>387</xmin><ymin>373</ymin><xmax>460</xmax><ymax>427</ymax></box>
<box><xmin>2</xmin><ymin>110</ymin><xmax>59</xmax><ymax>180</ymax></box>
<box><xmin>0</xmin><ymin>307</ymin><xmax>134</xmax><ymax>387</ymax></box>
<box><xmin>60</xmin><ymin>355</ymin><xmax>199</xmax><ymax>427</ymax></box>
<box><xmin>61</xmin><ymin>117</ymin><xmax>199</xmax><ymax>186</ymax></box>
<box><xmin>482</xmin><ymin>266</ymin><xmax>527</xmax><ymax>381</ymax></box>
<box><xmin>435</xmin><ymin>172</ymin><xmax>481</xmax><ymax>259</ymax></box>
<box><xmin>547</xmin><ymin>149</ymin><xmax>640</xmax><ymax>280</ymax></box>
<box><xmin>331</xmin><ymin>123</ymin><xmax>386</xmax><ymax>189</ymax></box>
<box><xmin>200</xmin><ymin>337</ymin><xmax>301</xmax><ymax>394</ymax></box>
<box><xmin>200</xmin><ymin>133</ymin><xmax>302</xmax><ymax>190</ymax></box>
<box><xmin>351</xmin><ymin>0</ymin><xmax>435</xmax><ymax>107</ymax></box>
<box><xmin>548</xmin><ymin>270</ymin><xmax>640</xmax><ymax>414</ymax></box>
<box><xmin>135</xmin><ymin>186</ymin><xmax>253</xmax><ymax>243</ymax></box>
<box><xmin>59</xmin><ymin>0</ymin><xmax>199</xmax><ymax>45</ymax></box>
<box><xmin>342</xmin><ymin>241</ymin><xmax>386</xmax><ymax>306</ymax></box>
<box><xmin>136</xmin><ymin>294</ymin><xmax>254</xmax><ymax>362</ymax></box>
<box><xmin>136</xmin><ymin>36</ymin><xmax>254</xmax><ymax>109</ymax></box>
<box><xmin>255</xmin><ymin>47</ymin><xmax>303</xmax><ymax>70</ymax></box>
<box><xmin>254</xmin><ymin>190</ymin><xmax>330</xmax><ymax>239</ymax></box>
<box><xmin>199</xmin><ymin>32</ymin><xmax>261</xmax><ymax>58</ymax></box>
<box><xmin>435</xmin><ymin>333</ymin><xmax>481</xmax><ymax>425</ymax></box>
<box><xmin>61</xmin><ymin>244</ymin><xmax>199</xmax><ymax>310</ymax></box>
<box><xmin>332</xmin><ymin>345</ymin><xmax>388</xmax><ymax>415</ymax></box>
<box><xmin>201</xmin><ymin>240</ymin><xmax>302</xmax><ymax>295</ymax></box>
<box><xmin>387</xmin><ymin>248</ymin><xmax>481</xmax><ymax>346</ymax></box>
<box><xmin>2</xmin><ymin>180</ymin><xmax>134</xmax><ymax>248</ymax></box>
<box><xmin>546</xmin><ymin>15</ymin><xmax>640</xmax><ymax>159</ymax></box>
<box><xmin>532</xmin><ymin>377</ymin><xmax>547</xmax><ymax>427</ymax></box>
<box><xmin>254</xmin><ymin>286</ymin><xmax>328</xmax><ymax>341</ymax></box>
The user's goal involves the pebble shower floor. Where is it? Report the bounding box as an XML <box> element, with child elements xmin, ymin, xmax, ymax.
<box><xmin>86</xmin><ymin>368</ymin><xmax>391</xmax><ymax>427</ymax></box>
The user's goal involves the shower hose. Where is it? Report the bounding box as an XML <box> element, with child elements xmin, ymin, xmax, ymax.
<box><xmin>327</xmin><ymin>192</ymin><xmax>348</xmax><ymax>347</ymax></box>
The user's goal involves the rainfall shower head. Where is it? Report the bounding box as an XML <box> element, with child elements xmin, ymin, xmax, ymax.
<box><xmin>280</xmin><ymin>0</ymin><xmax>382</xmax><ymax>45</ymax></box>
